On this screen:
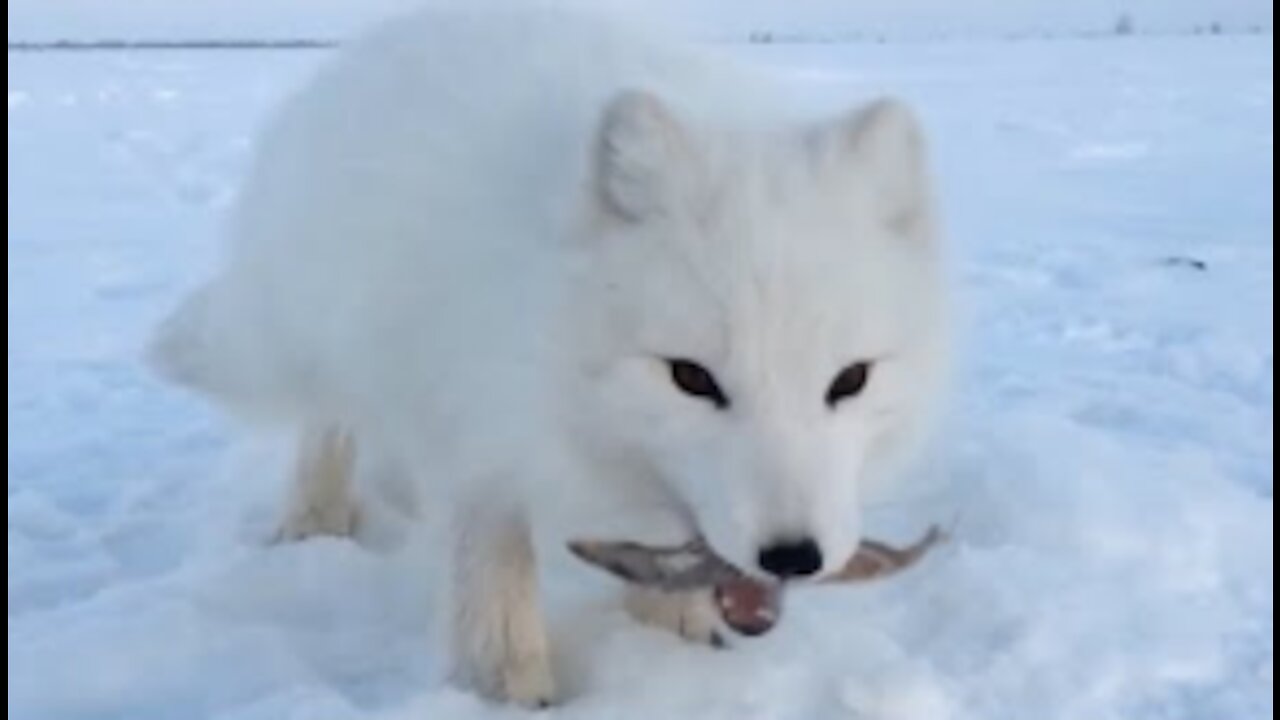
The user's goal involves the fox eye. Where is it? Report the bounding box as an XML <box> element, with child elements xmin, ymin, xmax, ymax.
<box><xmin>667</xmin><ymin>359</ymin><xmax>729</xmax><ymax>409</ymax></box>
<box><xmin>826</xmin><ymin>361</ymin><xmax>873</xmax><ymax>407</ymax></box>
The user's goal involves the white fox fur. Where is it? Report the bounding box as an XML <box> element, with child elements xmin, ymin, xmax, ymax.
<box><xmin>150</xmin><ymin>5</ymin><xmax>948</xmax><ymax>706</ymax></box>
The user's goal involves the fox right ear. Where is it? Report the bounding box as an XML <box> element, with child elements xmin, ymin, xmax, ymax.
<box><xmin>592</xmin><ymin>89</ymin><xmax>703</xmax><ymax>223</ymax></box>
<box><xmin>815</xmin><ymin>98</ymin><xmax>934</xmax><ymax>242</ymax></box>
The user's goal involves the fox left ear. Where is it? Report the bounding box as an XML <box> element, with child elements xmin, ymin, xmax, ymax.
<box><xmin>591</xmin><ymin>89</ymin><xmax>705</xmax><ymax>225</ymax></box>
<box><xmin>819</xmin><ymin>98</ymin><xmax>935</xmax><ymax>240</ymax></box>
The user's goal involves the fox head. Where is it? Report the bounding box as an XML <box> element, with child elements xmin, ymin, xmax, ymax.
<box><xmin>562</xmin><ymin>89</ymin><xmax>947</xmax><ymax>583</ymax></box>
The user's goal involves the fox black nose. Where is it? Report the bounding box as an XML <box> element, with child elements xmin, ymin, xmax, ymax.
<box><xmin>758</xmin><ymin>538</ymin><xmax>823</xmax><ymax>580</ymax></box>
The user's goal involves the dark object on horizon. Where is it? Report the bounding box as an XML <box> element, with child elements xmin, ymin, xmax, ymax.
<box><xmin>1162</xmin><ymin>256</ymin><xmax>1209</xmax><ymax>272</ymax></box>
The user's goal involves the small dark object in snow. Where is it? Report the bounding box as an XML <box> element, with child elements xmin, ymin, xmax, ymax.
<box><xmin>1162</xmin><ymin>256</ymin><xmax>1208</xmax><ymax>272</ymax></box>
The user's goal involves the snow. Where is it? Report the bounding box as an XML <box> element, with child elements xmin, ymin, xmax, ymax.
<box><xmin>6</xmin><ymin>0</ymin><xmax>1274</xmax><ymax>43</ymax></box>
<box><xmin>8</xmin><ymin>35</ymin><xmax>1274</xmax><ymax>720</ymax></box>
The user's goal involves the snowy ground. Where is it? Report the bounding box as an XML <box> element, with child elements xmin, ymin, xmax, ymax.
<box><xmin>8</xmin><ymin>36</ymin><xmax>1274</xmax><ymax>720</ymax></box>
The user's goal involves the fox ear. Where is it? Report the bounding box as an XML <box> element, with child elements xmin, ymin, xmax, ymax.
<box><xmin>821</xmin><ymin>98</ymin><xmax>934</xmax><ymax>239</ymax></box>
<box><xmin>592</xmin><ymin>89</ymin><xmax>703</xmax><ymax>223</ymax></box>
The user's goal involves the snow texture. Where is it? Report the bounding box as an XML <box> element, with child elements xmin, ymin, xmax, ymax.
<box><xmin>8</xmin><ymin>35</ymin><xmax>1274</xmax><ymax>720</ymax></box>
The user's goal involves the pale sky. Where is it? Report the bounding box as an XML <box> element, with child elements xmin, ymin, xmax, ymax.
<box><xmin>8</xmin><ymin>0</ymin><xmax>1274</xmax><ymax>41</ymax></box>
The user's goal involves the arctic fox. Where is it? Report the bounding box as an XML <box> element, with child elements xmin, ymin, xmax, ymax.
<box><xmin>150</xmin><ymin>5</ymin><xmax>948</xmax><ymax>706</ymax></box>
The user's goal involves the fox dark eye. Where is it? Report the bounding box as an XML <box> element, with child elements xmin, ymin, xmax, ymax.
<box><xmin>826</xmin><ymin>361</ymin><xmax>872</xmax><ymax>407</ymax></box>
<box><xmin>667</xmin><ymin>359</ymin><xmax>729</xmax><ymax>409</ymax></box>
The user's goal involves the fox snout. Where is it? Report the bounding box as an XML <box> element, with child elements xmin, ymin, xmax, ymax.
<box><xmin>756</xmin><ymin>537</ymin><xmax>824</xmax><ymax>580</ymax></box>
